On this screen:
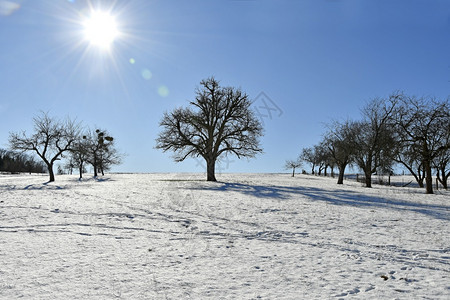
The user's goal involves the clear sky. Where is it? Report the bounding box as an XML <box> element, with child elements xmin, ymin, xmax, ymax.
<box><xmin>1</xmin><ymin>0</ymin><xmax>449</xmax><ymax>174</ymax></box>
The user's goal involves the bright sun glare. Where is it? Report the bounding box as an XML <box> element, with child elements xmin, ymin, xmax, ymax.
<box><xmin>83</xmin><ymin>10</ymin><xmax>119</xmax><ymax>49</ymax></box>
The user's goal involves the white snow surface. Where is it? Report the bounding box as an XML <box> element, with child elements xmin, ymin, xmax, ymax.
<box><xmin>0</xmin><ymin>173</ymin><xmax>449</xmax><ymax>299</ymax></box>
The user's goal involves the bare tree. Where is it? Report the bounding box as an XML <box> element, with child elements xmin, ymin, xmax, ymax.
<box><xmin>435</xmin><ymin>148</ymin><xmax>450</xmax><ymax>190</ymax></box>
<box><xmin>351</xmin><ymin>95</ymin><xmax>399</xmax><ymax>187</ymax></box>
<box><xmin>285</xmin><ymin>158</ymin><xmax>302</xmax><ymax>177</ymax></box>
<box><xmin>82</xmin><ymin>128</ymin><xmax>120</xmax><ymax>177</ymax></box>
<box><xmin>395</xmin><ymin>146</ymin><xmax>426</xmax><ymax>188</ymax></box>
<box><xmin>300</xmin><ymin>143</ymin><xmax>332</xmax><ymax>176</ymax></box>
<box><xmin>156</xmin><ymin>77</ymin><xmax>264</xmax><ymax>181</ymax></box>
<box><xmin>434</xmin><ymin>118</ymin><xmax>450</xmax><ymax>189</ymax></box>
<box><xmin>300</xmin><ymin>147</ymin><xmax>317</xmax><ymax>175</ymax></box>
<box><xmin>9</xmin><ymin>112</ymin><xmax>80</xmax><ymax>182</ymax></box>
<box><xmin>325</xmin><ymin>120</ymin><xmax>358</xmax><ymax>184</ymax></box>
<box><xmin>97</xmin><ymin>137</ymin><xmax>122</xmax><ymax>176</ymax></box>
<box><xmin>393</xmin><ymin>96</ymin><xmax>450</xmax><ymax>194</ymax></box>
<box><xmin>314</xmin><ymin>141</ymin><xmax>332</xmax><ymax>176</ymax></box>
<box><xmin>68</xmin><ymin>138</ymin><xmax>90</xmax><ymax>179</ymax></box>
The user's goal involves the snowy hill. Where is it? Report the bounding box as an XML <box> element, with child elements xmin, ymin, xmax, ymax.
<box><xmin>0</xmin><ymin>173</ymin><xmax>449</xmax><ymax>299</ymax></box>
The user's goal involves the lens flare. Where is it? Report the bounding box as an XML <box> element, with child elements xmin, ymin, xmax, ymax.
<box><xmin>158</xmin><ymin>85</ymin><xmax>169</xmax><ymax>97</ymax></box>
<box><xmin>141</xmin><ymin>69</ymin><xmax>152</xmax><ymax>80</ymax></box>
<box><xmin>0</xmin><ymin>1</ymin><xmax>20</xmax><ymax>16</ymax></box>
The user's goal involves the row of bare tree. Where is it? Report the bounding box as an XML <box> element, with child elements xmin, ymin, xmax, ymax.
<box><xmin>8</xmin><ymin>112</ymin><xmax>122</xmax><ymax>182</ymax></box>
<box><xmin>288</xmin><ymin>93</ymin><xmax>450</xmax><ymax>194</ymax></box>
<box><xmin>0</xmin><ymin>149</ymin><xmax>46</xmax><ymax>174</ymax></box>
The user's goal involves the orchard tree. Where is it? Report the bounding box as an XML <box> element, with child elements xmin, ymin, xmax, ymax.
<box><xmin>82</xmin><ymin>128</ymin><xmax>120</xmax><ymax>177</ymax></box>
<box><xmin>156</xmin><ymin>77</ymin><xmax>264</xmax><ymax>181</ymax></box>
<box><xmin>434</xmin><ymin>147</ymin><xmax>450</xmax><ymax>190</ymax></box>
<box><xmin>300</xmin><ymin>143</ymin><xmax>331</xmax><ymax>176</ymax></box>
<box><xmin>96</xmin><ymin>136</ymin><xmax>122</xmax><ymax>176</ymax></box>
<box><xmin>285</xmin><ymin>158</ymin><xmax>302</xmax><ymax>177</ymax></box>
<box><xmin>393</xmin><ymin>96</ymin><xmax>450</xmax><ymax>194</ymax></box>
<box><xmin>325</xmin><ymin>120</ymin><xmax>358</xmax><ymax>184</ymax></box>
<box><xmin>9</xmin><ymin>112</ymin><xmax>80</xmax><ymax>182</ymax></box>
<box><xmin>395</xmin><ymin>145</ymin><xmax>426</xmax><ymax>188</ymax></box>
<box><xmin>69</xmin><ymin>137</ymin><xmax>90</xmax><ymax>179</ymax></box>
<box><xmin>300</xmin><ymin>147</ymin><xmax>317</xmax><ymax>174</ymax></box>
<box><xmin>433</xmin><ymin>113</ymin><xmax>450</xmax><ymax>189</ymax></box>
<box><xmin>351</xmin><ymin>95</ymin><xmax>399</xmax><ymax>187</ymax></box>
<box><xmin>314</xmin><ymin>141</ymin><xmax>332</xmax><ymax>176</ymax></box>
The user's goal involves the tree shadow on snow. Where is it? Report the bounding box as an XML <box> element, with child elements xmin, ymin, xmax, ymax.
<box><xmin>23</xmin><ymin>182</ymin><xmax>63</xmax><ymax>190</ymax></box>
<box><xmin>190</xmin><ymin>182</ymin><xmax>450</xmax><ymax>221</ymax></box>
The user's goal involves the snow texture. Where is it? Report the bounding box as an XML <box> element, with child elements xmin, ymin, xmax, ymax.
<box><xmin>0</xmin><ymin>173</ymin><xmax>449</xmax><ymax>299</ymax></box>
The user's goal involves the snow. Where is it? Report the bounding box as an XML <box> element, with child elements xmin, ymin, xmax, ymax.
<box><xmin>0</xmin><ymin>173</ymin><xmax>449</xmax><ymax>299</ymax></box>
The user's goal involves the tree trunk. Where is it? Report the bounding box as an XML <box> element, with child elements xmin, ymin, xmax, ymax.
<box><xmin>364</xmin><ymin>170</ymin><xmax>372</xmax><ymax>188</ymax></box>
<box><xmin>443</xmin><ymin>171</ymin><xmax>449</xmax><ymax>190</ymax></box>
<box><xmin>292</xmin><ymin>167</ymin><xmax>295</xmax><ymax>177</ymax></box>
<box><xmin>424</xmin><ymin>159</ymin><xmax>433</xmax><ymax>194</ymax></box>
<box><xmin>437</xmin><ymin>167</ymin><xmax>449</xmax><ymax>190</ymax></box>
<box><xmin>93</xmin><ymin>156</ymin><xmax>98</xmax><ymax>177</ymax></box>
<box><xmin>206</xmin><ymin>159</ymin><xmax>216</xmax><ymax>181</ymax></box>
<box><xmin>399</xmin><ymin>161</ymin><xmax>424</xmax><ymax>188</ymax></box>
<box><xmin>337</xmin><ymin>164</ymin><xmax>346</xmax><ymax>184</ymax></box>
<box><xmin>79</xmin><ymin>163</ymin><xmax>83</xmax><ymax>180</ymax></box>
<box><xmin>417</xmin><ymin>179</ymin><xmax>424</xmax><ymax>188</ymax></box>
<box><xmin>47</xmin><ymin>164</ymin><xmax>55</xmax><ymax>182</ymax></box>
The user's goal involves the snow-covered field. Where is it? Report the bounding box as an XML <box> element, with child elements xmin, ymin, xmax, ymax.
<box><xmin>0</xmin><ymin>173</ymin><xmax>449</xmax><ymax>299</ymax></box>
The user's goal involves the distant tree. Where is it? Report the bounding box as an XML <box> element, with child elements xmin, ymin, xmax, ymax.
<box><xmin>69</xmin><ymin>138</ymin><xmax>90</xmax><ymax>179</ymax></box>
<box><xmin>97</xmin><ymin>136</ymin><xmax>122</xmax><ymax>176</ymax></box>
<box><xmin>351</xmin><ymin>95</ymin><xmax>399</xmax><ymax>187</ymax></box>
<box><xmin>285</xmin><ymin>158</ymin><xmax>302</xmax><ymax>177</ymax></box>
<box><xmin>325</xmin><ymin>120</ymin><xmax>358</xmax><ymax>184</ymax></box>
<box><xmin>392</xmin><ymin>96</ymin><xmax>450</xmax><ymax>194</ymax></box>
<box><xmin>82</xmin><ymin>128</ymin><xmax>122</xmax><ymax>177</ymax></box>
<box><xmin>156</xmin><ymin>77</ymin><xmax>264</xmax><ymax>181</ymax></box>
<box><xmin>63</xmin><ymin>155</ymin><xmax>76</xmax><ymax>175</ymax></box>
<box><xmin>0</xmin><ymin>149</ymin><xmax>45</xmax><ymax>173</ymax></box>
<box><xmin>300</xmin><ymin>147</ymin><xmax>317</xmax><ymax>175</ymax></box>
<box><xmin>300</xmin><ymin>143</ymin><xmax>332</xmax><ymax>176</ymax></box>
<box><xmin>9</xmin><ymin>112</ymin><xmax>80</xmax><ymax>182</ymax></box>
<box><xmin>57</xmin><ymin>164</ymin><xmax>64</xmax><ymax>175</ymax></box>
<box><xmin>314</xmin><ymin>141</ymin><xmax>332</xmax><ymax>176</ymax></box>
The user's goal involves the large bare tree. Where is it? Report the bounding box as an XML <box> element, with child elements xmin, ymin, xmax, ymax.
<box><xmin>156</xmin><ymin>77</ymin><xmax>264</xmax><ymax>181</ymax></box>
<box><xmin>393</xmin><ymin>96</ymin><xmax>450</xmax><ymax>194</ymax></box>
<box><xmin>350</xmin><ymin>95</ymin><xmax>399</xmax><ymax>187</ymax></box>
<box><xmin>9</xmin><ymin>112</ymin><xmax>80</xmax><ymax>182</ymax></box>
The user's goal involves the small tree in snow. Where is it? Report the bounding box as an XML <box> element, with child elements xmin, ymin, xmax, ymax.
<box><xmin>285</xmin><ymin>159</ymin><xmax>302</xmax><ymax>177</ymax></box>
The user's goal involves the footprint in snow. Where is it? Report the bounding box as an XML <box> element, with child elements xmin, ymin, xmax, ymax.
<box><xmin>336</xmin><ymin>288</ymin><xmax>360</xmax><ymax>297</ymax></box>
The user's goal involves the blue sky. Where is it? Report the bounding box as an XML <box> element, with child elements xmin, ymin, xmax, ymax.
<box><xmin>1</xmin><ymin>0</ymin><xmax>449</xmax><ymax>174</ymax></box>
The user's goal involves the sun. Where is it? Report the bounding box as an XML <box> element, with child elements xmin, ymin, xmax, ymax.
<box><xmin>83</xmin><ymin>10</ymin><xmax>119</xmax><ymax>49</ymax></box>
